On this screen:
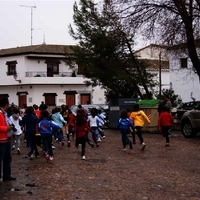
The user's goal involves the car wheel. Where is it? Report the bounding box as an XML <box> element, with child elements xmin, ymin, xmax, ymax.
<box><xmin>181</xmin><ymin>120</ymin><xmax>197</xmax><ymax>138</ymax></box>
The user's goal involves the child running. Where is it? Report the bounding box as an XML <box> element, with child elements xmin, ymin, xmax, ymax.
<box><xmin>51</xmin><ymin>107</ymin><xmax>67</xmax><ymax>146</ymax></box>
<box><xmin>74</xmin><ymin>110</ymin><xmax>93</xmax><ymax>160</ymax></box>
<box><xmin>67</xmin><ymin>109</ymin><xmax>75</xmax><ymax>145</ymax></box>
<box><xmin>158</xmin><ymin>106</ymin><xmax>174</xmax><ymax>147</ymax></box>
<box><xmin>38</xmin><ymin>110</ymin><xmax>60</xmax><ymax>161</ymax></box>
<box><xmin>129</xmin><ymin>104</ymin><xmax>150</xmax><ymax>151</ymax></box>
<box><xmin>9</xmin><ymin>107</ymin><xmax>22</xmax><ymax>154</ymax></box>
<box><xmin>87</xmin><ymin>108</ymin><xmax>104</xmax><ymax>147</ymax></box>
<box><xmin>118</xmin><ymin>109</ymin><xmax>134</xmax><ymax>150</ymax></box>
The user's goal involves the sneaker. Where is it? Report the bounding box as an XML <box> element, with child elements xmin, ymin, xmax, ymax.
<box><xmin>49</xmin><ymin>156</ymin><xmax>54</xmax><ymax>161</ymax></box>
<box><xmin>165</xmin><ymin>143</ymin><xmax>170</xmax><ymax>147</ymax></box>
<box><xmin>17</xmin><ymin>148</ymin><xmax>20</xmax><ymax>154</ymax></box>
<box><xmin>11</xmin><ymin>145</ymin><xmax>15</xmax><ymax>150</ymax></box>
<box><xmin>55</xmin><ymin>138</ymin><xmax>58</xmax><ymax>143</ymax></box>
<box><xmin>45</xmin><ymin>153</ymin><xmax>50</xmax><ymax>161</ymax></box>
<box><xmin>102</xmin><ymin>136</ymin><xmax>106</xmax><ymax>139</ymax></box>
<box><xmin>129</xmin><ymin>142</ymin><xmax>133</xmax><ymax>149</ymax></box>
<box><xmin>67</xmin><ymin>141</ymin><xmax>71</xmax><ymax>147</ymax></box>
<box><xmin>30</xmin><ymin>154</ymin><xmax>34</xmax><ymax>160</ymax></box>
<box><xmin>82</xmin><ymin>156</ymin><xmax>86</xmax><ymax>160</ymax></box>
<box><xmin>97</xmin><ymin>138</ymin><xmax>101</xmax><ymax>142</ymax></box>
<box><xmin>142</xmin><ymin>143</ymin><xmax>146</xmax><ymax>151</ymax></box>
<box><xmin>51</xmin><ymin>145</ymin><xmax>56</xmax><ymax>149</ymax></box>
<box><xmin>27</xmin><ymin>150</ymin><xmax>32</xmax><ymax>157</ymax></box>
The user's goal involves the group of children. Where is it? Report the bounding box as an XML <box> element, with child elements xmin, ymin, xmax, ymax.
<box><xmin>118</xmin><ymin>103</ymin><xmax>174</xmax><ymax>150</ymax></box>
<box><xmin>9</xmin><ymin>103</ymin><xmax>106</xmax><ymax>161</ymax></box>
<box><xmin>9</xmin><ymin>101</ymin><xmax>174</xmax><ymax>162</ymax></box>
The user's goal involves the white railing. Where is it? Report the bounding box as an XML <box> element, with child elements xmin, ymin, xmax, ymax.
<box><xmin>25</xmin><ymin>71</ymin><xmax>73</xmax><ymax>77</ymax></box>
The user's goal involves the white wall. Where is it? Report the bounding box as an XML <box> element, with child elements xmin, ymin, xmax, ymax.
<box><xmin>0</xmin><ymin>84</ymin><xmax>106</xmax><ymax>106</ymax></box>
<box><xmin>0</xmin><ymin>53</ymin><xmax>106</xmax><ymax>106</ymax></box>
<box><xmin>169</xmin><ymin>49</ymin><xmax>200</xmax><ymax>102</ymax></box>
<box><xmin>135</xmin><ymin>44</ymin><xmax>170</xmax><ymax>95</ymax></box>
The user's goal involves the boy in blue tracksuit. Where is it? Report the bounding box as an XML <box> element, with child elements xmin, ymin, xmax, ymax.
<box><xmin>38</xmin><ymin>110</ymin><xmax>60</xmax><ymax>161</ymax></box>
<box><xmin>118</xmin><ymin>109</ymin><xmax>135</xmax><ymax>150</ymax></box>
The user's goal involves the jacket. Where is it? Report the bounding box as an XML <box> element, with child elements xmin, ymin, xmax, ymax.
<box><xmin>129</xmin><ymin>110</ymin><xmax>150</xmax><ymax>127</ymax></box>
<box><xmin>0</xmin><ymin>110</ymin><xmax>8</xmax><ymax>143</ymax></box>
<box><xmin>158</xmin><ymin>111</ymin><xmax>174</xmax><ymax>129</ymax></box>
<box><xmin>38</xmin><ymin>118</ymin><xmax>60</xmax><ymax>135</ymax></box>
<box><xmin>22</xmin><ymin>114</ymin><xmax>38</xmax><ymax>134</ymax></box>
<box><xmin>9</xmin><ymin>114</ymin><xmax>22</xmax><ymax>136</ymax></box>
<box><xmin>74</xmin><ymin>123</ymin><xmax>92</xmax><ymax>138</ymax></box>
<box><xmin>118</xmin><ymin>118</ymin><xmax>135</xmax><ymax>131</ymax></box>
<box><xmin>51</xmin><ymin>112</ymin><xmax>67</xmax><ymax>128</ymax></box>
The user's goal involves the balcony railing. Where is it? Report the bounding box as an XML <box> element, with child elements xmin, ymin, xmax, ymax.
<box><xmin>25</xmin><ymin>71</ymin><xmax>73</xmax><ymax>77</ymax></box>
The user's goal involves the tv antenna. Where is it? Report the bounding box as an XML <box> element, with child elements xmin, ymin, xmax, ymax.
<box><xmin>20</xmin><ymin>5</ymin><xmax>37</xmax><ymax>45</ymax></box>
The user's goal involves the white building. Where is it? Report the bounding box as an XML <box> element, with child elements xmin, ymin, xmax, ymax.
<box><xmin>134</xmin><ymin>44</ymin><xmax>170</xmax><ymax>96</ymax></box>
<box><xmin>168</xmin><ymin>43</ymin><xmax>200</xmax><ymax>102</ymax></box>
<box><xmin>0</xmin><ymin>44</ymin><xmax>106</xmax><ymax>108</ymax></box>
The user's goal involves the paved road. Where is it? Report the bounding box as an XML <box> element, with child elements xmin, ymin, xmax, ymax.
<box><xmin>1</xmin><ymin>129</ymin><xmax>200</xmax><ymax>200</ymax></box>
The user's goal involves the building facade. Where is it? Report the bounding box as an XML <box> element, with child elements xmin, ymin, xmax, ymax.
<box><xmin>0</xmin><ymin>44</ymin><xmax>106</xmax><ymax>108</ymax></box>
<box><xmin>134</xmin><ymin>44</ymin><xmax>170</xmax><ymax>96</ymax></box>
<box><xmin>168</xmin><ymin>44</ymin><xmax>200</xmax><ymax>102</ymax></box>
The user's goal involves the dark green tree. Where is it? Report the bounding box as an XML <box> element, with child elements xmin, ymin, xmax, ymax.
<box><xmin>66</xmin><ymin>0</ymin><xmax>157</xmax><ymax>99</ymax></box>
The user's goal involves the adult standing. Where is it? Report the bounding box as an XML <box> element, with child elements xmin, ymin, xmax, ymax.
<box><xmin>39</xmin><ymin>101</ymin><xmax>47</xmax><ymax>111</ymax></box>
<box><xmin>164</xmin><ymin>95</ymin><xmax>172</xmax><ymax>111</ymax></box>
<box><xmin>0</xmin><ymin>97</ymin><xmax>16</xmax><ymax>181</ymax></box>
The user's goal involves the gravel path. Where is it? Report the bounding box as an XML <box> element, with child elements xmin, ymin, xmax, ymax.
<box><xmin>1</xmin><ymin>129</ymin><xmax>200</xmax><ymax>200</ymax></box>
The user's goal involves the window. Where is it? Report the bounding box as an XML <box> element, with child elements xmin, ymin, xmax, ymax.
<box><xmin>6</xmin><ymin>61</ymin><xmax>18</xmax><ymax>75</ymax></box>
<box><xmin>43</xmin><ymin>93</ymin><xmax>57</xmax><ymax>106</ymax></box>
<box><xmin>45</xmin><ymin>60</ymin><xmax>60</xmax><ymax>77</ymax></box>
<box><xmin>180</xmin><ymin>58</ymin><xmax>187</xmax><ymax>68</ymax></box>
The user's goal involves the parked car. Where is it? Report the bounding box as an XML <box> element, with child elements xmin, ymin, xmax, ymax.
<box><xmin>181</xmin><ymin>103</ymin><xmax>200</xmax><ymax>138</ymax></box>
<box><xmin>178</xmin><ymin>101</ymin><xmax>200</xmax><ymax>110</ymax></box>
<box><xmin>176</xmin><ymin>101</ymin><xmax>200</xmax><ymax>122</ymax></box>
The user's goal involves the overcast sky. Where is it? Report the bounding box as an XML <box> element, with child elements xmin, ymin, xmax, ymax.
<box><xmin>0</xmin><ymin>0</ymin><xmax>148</xmax><ymax>50</ymax></box>
<box><xmin>0</xmin><ymin>0</ymin><xmax>78</xmax><ymax>49</ymax></box>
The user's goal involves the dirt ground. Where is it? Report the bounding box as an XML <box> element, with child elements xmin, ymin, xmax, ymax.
<box><xmin>1</xmin><ymin>129</ymin><xmax>200</xmax><ymax>200</ymax></box>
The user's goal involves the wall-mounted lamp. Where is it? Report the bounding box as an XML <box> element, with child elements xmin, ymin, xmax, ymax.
<box><xmin>13</xmin><ymin>71</ymin><xmax>21</xmax><ymax>83</ymax></box>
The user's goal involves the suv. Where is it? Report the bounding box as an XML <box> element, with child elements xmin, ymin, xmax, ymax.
<box><xmin>181</xmin><ymin>104</ymin><xmax>200</xmax><ymax>138</ymax></box>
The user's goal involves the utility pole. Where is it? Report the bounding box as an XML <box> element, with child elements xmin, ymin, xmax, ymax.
<box><xmin>159</xmin><ymin>51</ymin><xmax>162</xmax><ymax>98</ymax></box>
<box><xmin>20</xmin><ymin>5</ymin><xmax>36</xmax><ymax>45</ymax></box>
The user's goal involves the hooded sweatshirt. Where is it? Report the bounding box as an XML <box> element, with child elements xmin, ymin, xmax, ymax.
<box><xmin>38</xmin><ymin>118</ymin><xmax>60</xmax><ymax>135</ymax></box>
<box><xmin>51</xmin><ymin>112</ymin><xmax>67</xmax><ymax>128</ymax></box>
<box><xmin>9</xmin><ymin>113</ymin><xmax>22</xmax><ymax>136</ymax></box>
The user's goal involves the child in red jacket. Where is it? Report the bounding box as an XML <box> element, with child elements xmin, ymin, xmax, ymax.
<box><xmin>74</xmin><ymin>110</ymin><xmax>93</xmax><ymax>160</ymax></box>
<box><xmin>158</xmin><ymin>106</ymin><xmax>174</xmax><ymax>146</ymax></box>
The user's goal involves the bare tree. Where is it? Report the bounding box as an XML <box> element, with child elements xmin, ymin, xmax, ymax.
<box><xmin>112</xmin><ymin>0</ymin><xmax>200</xmax><ymax>77</ymax></box>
